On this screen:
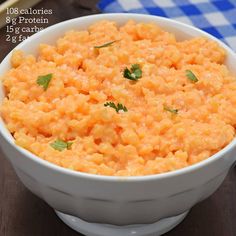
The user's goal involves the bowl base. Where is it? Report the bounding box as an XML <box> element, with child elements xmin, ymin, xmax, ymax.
<box><xmin>55</xmin><ymin>210</ymin><xmax>189</xmax><ymax>236</ymax></box>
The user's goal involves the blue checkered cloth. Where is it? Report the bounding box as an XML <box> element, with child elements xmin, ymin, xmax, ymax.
<box><xmin>98</xmin><ymin>0</ymin><xmax>236</xmax><ymax>52</ymax></box>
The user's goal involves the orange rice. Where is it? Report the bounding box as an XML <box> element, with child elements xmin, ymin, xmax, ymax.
<box><xmin>1</xmin><ymin>20</ymin><xmax>236</xmax><ymax>176</ymax></box>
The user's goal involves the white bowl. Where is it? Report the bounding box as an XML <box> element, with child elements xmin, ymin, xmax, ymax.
<box><xmin>0</xmin><ymin>13</ymin><xmax>236</xmax><ymax>236</ymax></box>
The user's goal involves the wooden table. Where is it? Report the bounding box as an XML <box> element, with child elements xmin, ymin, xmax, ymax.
<box><xmin>0</xmin><ymin>0</ymin><xmax>236</xmax><ymax>235</ymax></box>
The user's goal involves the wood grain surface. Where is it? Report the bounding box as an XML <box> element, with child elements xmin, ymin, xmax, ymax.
<box><xmin>0</xmin><ymin>0</ymin><xmax>236</xmax><ymax>235</ymax></box>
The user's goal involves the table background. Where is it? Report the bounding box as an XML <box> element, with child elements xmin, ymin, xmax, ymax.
<box><xmin>0</xmin><ymin>0</ymin><xmax>236</xmax><ymax>235</ymax></box>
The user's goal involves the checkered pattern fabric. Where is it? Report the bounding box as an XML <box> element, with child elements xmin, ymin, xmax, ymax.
<box><xmin>98</xmin><ymin>0</ymin><xmax>236</xmax><ymax>51</ymax></box>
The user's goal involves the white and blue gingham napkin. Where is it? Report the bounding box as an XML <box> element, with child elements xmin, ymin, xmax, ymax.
<box><xmin>98</xmin><ymin>0</ymin><xmax>236</xmax><ymax>51</ymax></box>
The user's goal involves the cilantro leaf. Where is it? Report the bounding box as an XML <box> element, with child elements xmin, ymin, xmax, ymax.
<box><xmin>117</xmin><ymin>103</ymin><xmax>128</xmax><ymax>112</ymax></box>
<box><xmin>185</xmin><ymin>70</ymin><xmax>198</xmax><ymax>83</ymax></box>
<box><xmin>94</xmin><ymin>40</ymin><xmax>117</xmax><ymax>49</ymax></box>
<box><xmin>37</xmin><ymin>73</ymin><xmax>53</xmax><ymax>90</ymax></box>
<box><xmin>164</xmin><ymin>105</ymin><xmax>178</xmax><ymax>114</ymax></box>
<box><xmin>50</xmin><ymin>139</ymin><xmax>73</xmax><ymax>151</ymax></box>
<box><xmin>123</xmin><ymin>64</ymin><xmax>142</xmax><ymax>81</ymax></box>
<box><xmin>104</xmin><ymin>102</ymin><xmax>128</xmax><ymax>113</ymax></box>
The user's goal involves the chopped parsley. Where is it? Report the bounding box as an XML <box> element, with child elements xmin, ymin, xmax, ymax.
<box><xmin>94</xmin><ymin>40</ymin><xmax>117</xmax><ymax>49</ymax></box>
<box><xmin>123</xmin><ymin>64</ymin><xmax>142</xmax><ymax>81</ymax></box>
<box><xmin>37</xmin><ymin>73</ymin><xmax>53</xmax><ymax>90</ymax></box>
<box><xmin>185</xmin><ymin>70</ymin><xmax>198</xmax><ymax>83</ymax></box>
<box><xmin>164</xmin><ymin>105</ymin><xmax>178</xmax><ymax>114</ymax></box>
<box><xmin>104</xmin><ymin>102</ymin><xmax>128</xmax><ymax>113</ymax></box>
<box><xmin>50</xmin><ymin>139</ymin><xmax>73</xmax><ymax>151</ymax></box>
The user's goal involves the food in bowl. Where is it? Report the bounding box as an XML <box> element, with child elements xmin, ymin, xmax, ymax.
<box><xmin>1</xmin><ymin>20</ymin><xmax>236</xmax><ymax>176</ymax></box>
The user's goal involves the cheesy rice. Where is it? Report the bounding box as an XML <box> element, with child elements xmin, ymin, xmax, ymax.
<box><xmin>1</xmin><ymin>20</ymin><xmax>236</xmax><ymax>176</ymax></box>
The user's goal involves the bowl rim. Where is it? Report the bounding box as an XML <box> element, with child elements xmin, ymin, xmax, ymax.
<box><xmin>1</xmin><ymin>13</ymin><xmax>236</xmax><ymax>182</ymax></box>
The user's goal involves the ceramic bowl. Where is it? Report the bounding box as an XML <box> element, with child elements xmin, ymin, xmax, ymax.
<box><xmin>0</xmin><ymin>13</ymin><xmax>236</xmax><ymax>236</ymax></box>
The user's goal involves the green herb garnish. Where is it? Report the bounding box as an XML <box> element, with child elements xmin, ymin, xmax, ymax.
<box><xmin>94</xmin><ymin>40</ymin><xmax>117</xmax><ymax>49</ymax></box>
<box><xmin>37</xmin><ymin>73</ymin><xmax>53</xmax><ymax>90</ymax></box>
<box><xmin>104</xmin><ymin>102</ymin><xmax>128</xmax><ymax>113</ymax></box>
<box><xmin>123</xmin><ymin>64</ymin><xmax>142</xmax><ymax>81</ymax></box>
<box><xmin>185</xmin><ymin>70</ymin><xmax>198</xmax><ymax>83</ymax></box>
<box><xmin>164</xmin><ymin>105</ymin><xmax>178</xmax><ymax>114</ymax></box>
<box><xmin>50</xmin><ymin>139</ymin><xmax>73</xmax><ymax>151</ymax></box>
